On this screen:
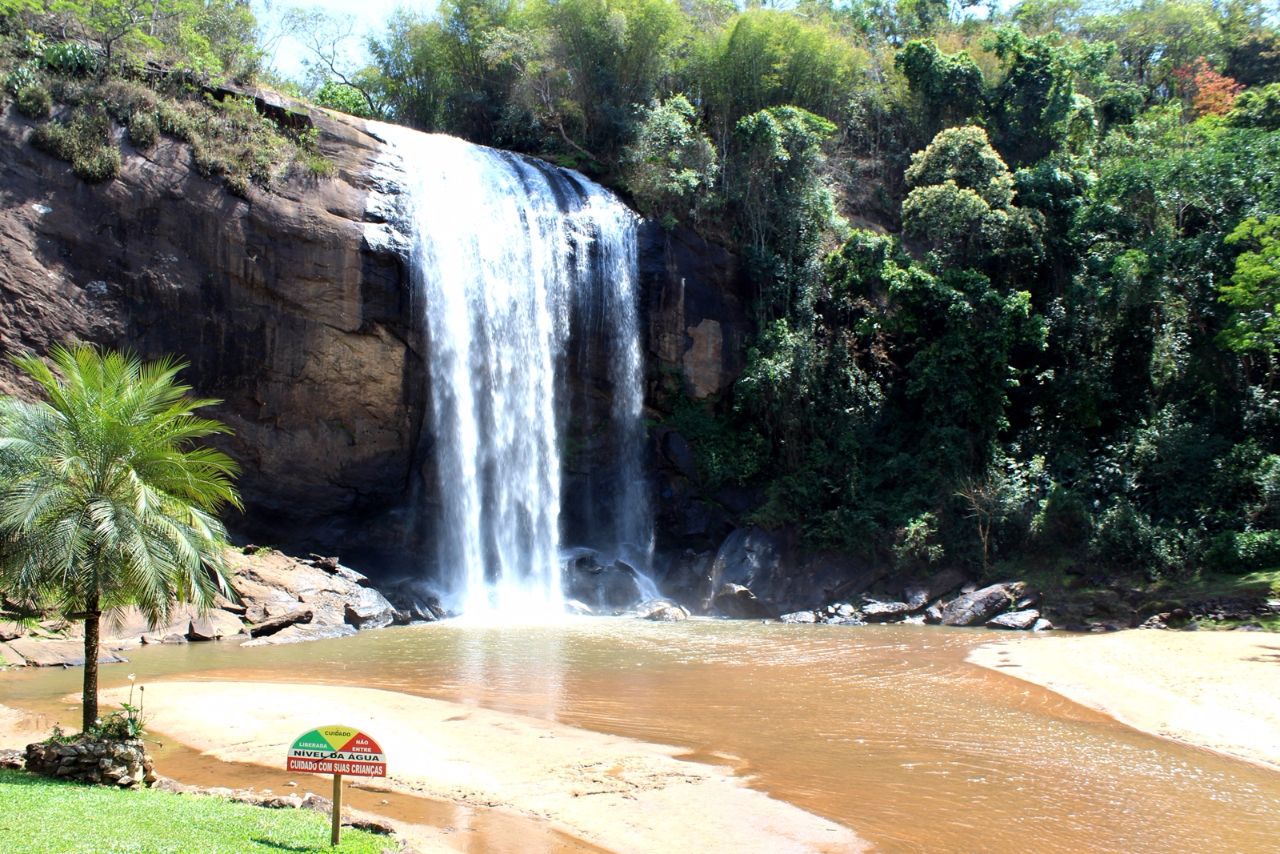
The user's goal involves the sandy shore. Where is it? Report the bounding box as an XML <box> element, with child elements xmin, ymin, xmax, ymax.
<box><xmin>0</xmin><ymin>702</ymin><xmax>49</xmax><ymax>751</ymax></box>
<box><xmin>103</xmin><ymin>680</ymin><xmax>864</xmax><ymax>854</ymax></box>
<box><xmin>970</xmin><ymin>630</ymin><xmax>1280</xmax><ymax>770</ymax></box>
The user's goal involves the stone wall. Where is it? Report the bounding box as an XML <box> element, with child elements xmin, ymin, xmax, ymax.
<box><xmin>24</xmin><ymin>738</ymin><xmax>156</xmax><ymax>788</ymax></box>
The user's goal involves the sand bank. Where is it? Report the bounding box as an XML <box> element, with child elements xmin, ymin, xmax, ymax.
<box><xmin>104</xmin><ymin>680</ymin><xmax>864</xmax><ymax>854</ymax></box>
<box><xmin>0</xmin><ymin>702</ymin><xmax>50</xmax><ymax>751</ymax></box>
<box><xmin>970</xmin><ymin>630</ymin><xmax>1280</xmax><ymax>770</ymax></box>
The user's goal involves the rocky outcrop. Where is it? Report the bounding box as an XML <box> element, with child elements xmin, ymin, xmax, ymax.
<box><xmin>0</xmin><ymin>547</ymin><xmax>399</xmax><ymax>665</ymax></box>
<box><xmin>225</xmin><ymin>548</ymin><xmax>397</xmax><ymax>645</ymax></box>
<box><xmin>0</xmin><ymin>99</ymin><xmax>423</xmax><ymax>566</ymax></box>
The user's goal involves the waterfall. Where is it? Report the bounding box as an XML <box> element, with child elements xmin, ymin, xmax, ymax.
<box><xmin>376</xmin><ymin>125</ymin><xmax>651</xmax><ymax>615</ymax></box>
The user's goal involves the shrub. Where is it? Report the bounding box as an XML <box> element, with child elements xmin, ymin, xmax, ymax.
<box><xmin>127</xmin><ymin>111</ymin><xmax>157</xmax><ymax>149</ymax></box>
<box><xmin>40</xmin><ymin>41</ymin><xmax>98</xmax><ymax>77</ymax></box>
<box><xmin>156</xmin><ymin>101</ymin><xmax>198</xmax><ymax>142</ymax></box>
<box><xmin>72</xmin><ymin>144</ymin><xmax>120</xmax><ymax>182</ymax></box>
<box><xmin>99</xmin><ymin>78</ymin><xmax>156</xmax><ymax>123</ymax></box>
<box><xmin>1205</xmin><ymin>530</ymin><xmax>1280</xmax><ymax>573</ymax></box>
<box><xmin>31</xmin><ymin>110</ymin><xmax>120</xmax><ymax>183</ymax></box>
<box><xmin>15</xmin><ymin>84</ymin><xmax>51</xmax><ymax>118</ymax></box>
<box><xmin>4</xmin><ymin>61</ymin><xmax>37</xmax><ymax>95</ymax></box>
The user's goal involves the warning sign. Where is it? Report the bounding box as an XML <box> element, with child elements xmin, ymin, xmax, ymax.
<box><xmin>286</xmin><ymin>725</ymin><xmax>386</xmax><ymax>777</ymax></box>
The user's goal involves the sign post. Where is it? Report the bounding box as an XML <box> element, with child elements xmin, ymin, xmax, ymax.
<box><xmin>286</xmin><ymin>725</ymin><xmax>387</xmax><ymax>847</ymax></box>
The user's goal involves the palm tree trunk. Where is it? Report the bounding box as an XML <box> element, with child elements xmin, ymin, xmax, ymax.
<box><xmin>82</xmin><ymin>590</ymin><xmax>100</xmax><ymax>733</ymax></box>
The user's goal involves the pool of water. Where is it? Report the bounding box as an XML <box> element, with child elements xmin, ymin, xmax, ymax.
<box><xmin>4</xmin><ymin>620</ymin><xmax>1278</xmax><ymax>852</ymax></box>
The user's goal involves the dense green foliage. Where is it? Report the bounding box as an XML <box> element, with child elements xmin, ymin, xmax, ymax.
<box><xmin>326</xmin><ymin>0</ymin><xmax>1280</xmax><ymax>584</ymax></box>
<box><xmin>0</xmin><ymin>346</ymin><xmax>241</xmax><ymax>730</ymax></box>
<box><xmin>10</xmin><ymin>0</ymin><xmax>1280</xmax><ymax>587</ymax></box>
<box><xmin>0</xmin><ymin>769</ymin><xmax>387</xmax><ymax>853</ymax></box>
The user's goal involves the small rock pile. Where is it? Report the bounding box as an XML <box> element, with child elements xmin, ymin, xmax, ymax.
<box><xmin>24</xmin><ymin>737</ymin><xmax>155</xmax><ymax>788</ymax></box>
<box><xmin>779</xmin><ymin>578</ymin><xmax>1052</xmax><ymax>632</ymax></box>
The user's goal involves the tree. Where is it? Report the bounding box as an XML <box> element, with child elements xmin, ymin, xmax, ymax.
<box><xmin>622</xmin><ymin>95</ymin><xmax>718</xmax><ymax>227</ymax></box>
<box><xmin>1219</xmin><ymin>215</ymin><xmax>1280</xmax><ymax>371</ymax></box>
<box><xmin>282</xmin><ymin>7</ymin><xmax>382</xmax><ymax>116</ymax></box>
<box><xmin>901</xmin><ymin>126</ymin><xmax>1043</xmax><ymax>271</ymax></box>
<box><xmin>0</xmin><ymin>346</ymin><xmax>241</xmax><ymax>733</ymax></box>
<box><xmin>894</xmin><ymin>39</ymin><xmax>986</xmax><ymax>134</ymax></box>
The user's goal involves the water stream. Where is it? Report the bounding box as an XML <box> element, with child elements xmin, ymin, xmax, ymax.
<box><xmin>376</xmin><ymin>127</ymin><xmax>651</xmax><ymax>615</ymax></box>
<box><xmin>4</xmin><ymin>624</ymin><xmax>1279</xmax><ymax>852</ymax></box>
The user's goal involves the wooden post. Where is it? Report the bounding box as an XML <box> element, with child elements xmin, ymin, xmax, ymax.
<box><xmin>331</xmin><ymin>772</ymin><xmax>343</xmax><ymax>846</ymax></box>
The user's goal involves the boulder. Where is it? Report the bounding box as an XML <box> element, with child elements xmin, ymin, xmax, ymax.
<box><xmin>241</xmin><ymin>623</ymin><xmax>357</xmax><ymax>647</ymax></box>
<box><xmin>187</xmin><ymin>611</ymin><xmax>246</xmax><ymax>641</ymax></box>
<box><xmin>634</xmin><ymin>600</ymin><xmax>690</xmax><ymax>622</ymax></box>
<box><xmin>342</xmin><ymin>587</ymin><xmax>397</xmax><ymax>630</ymax></box>
<box><xmin>563</xmin><ymin>552</ymin><xmax>645</xmax><ymax>611</ymax></box>
<box><xmin>564</xmin><ymin>599</ymin><xmax>593</xmax><ymax>616</ymax></box>
<box><xmin>860</xmin><ymin>600</ymin><xmax>914</xmax><ymax>623</ymax></box>
<box><xmin>0</xmin><ymin>621</ymin><xmax>27</xmax><ymax>642</ymax></box>
<box><xmin>923</xmin><ymin>602</ymin><xmax>944</xmax><ymax>624</ymax></box>
<box><xmin>248</xmin><ymin>609</ymin><xmax>313</xmax><ymax>638</ymax></box>
<box><xmin>986</xmin><ymin>609</ymin><xmax>1041</xmax><ymax>630</ymax></box>
<box><xmin>710</xmin><ymin>583</ymin><xmax>776</xmax><ymax>619</ymax></box>
<box><xmin>903</xmin><ymin>586</ymin><xmax>930</xmax><ymax>610</ymax></box>
<box><xmin>0</xmin><ymin>748</ymin><xmax>23</xmax><ymax>769</ymax></box>
<box><xmin>924</xmin><ymin>568</ymin><xmax>969</xmax><ymax>601</ymax></box>
<box><xmin>4</xmin><ymin>639</ymin><xmax>125</xmax><ymax>667</ymax></box>
<box><xmin>708</xmin><ymin>528</ymin><xmax>782</xmax><ymax>595</ymax></box>
<box><xmin>1032</xmin><ymin>618</ymin><xmax>1054</xmax><ymax>632</ymax></box>
<box><xmin>780</xmin><ymin>611</ymin><xmax>818</xmax><ymax>624</ymax></box>
<box><xmin>940</xmin><ymin>582</ymin><xmax>1025</xmax><ymax>627</ymax></box>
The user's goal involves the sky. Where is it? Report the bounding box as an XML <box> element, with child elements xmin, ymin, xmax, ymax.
<box><xmin>253</xmin><ymin>0</ymin><xmax>422</xmax><ymax>82</ymax></box>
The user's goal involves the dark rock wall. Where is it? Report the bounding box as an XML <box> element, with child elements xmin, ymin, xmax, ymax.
<box><xmin>0</xmin><ymin>105</ymin><xmax>755</xmax><ymax>580</ymax></box>
<box><xmin>0</xmin><ymin>105</ymin><xmax>420</xmax><ymax>563</ymax></box>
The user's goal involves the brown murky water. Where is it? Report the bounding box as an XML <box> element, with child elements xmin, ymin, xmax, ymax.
<box><xmin>4</xmin><ymin>620</ymin><xmax>1280</xmax><ymax>852</ymax></box>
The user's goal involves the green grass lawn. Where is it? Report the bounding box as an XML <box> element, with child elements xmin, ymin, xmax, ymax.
<box><xmin>0</xmin><ymin>769</ymin><xmax>391</xmax><ymax>853</ymax></box>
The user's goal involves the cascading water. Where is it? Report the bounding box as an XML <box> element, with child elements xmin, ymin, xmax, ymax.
<box><xmin>377</xmin><ymin>125</ymin><xmax>652</xmax><ymax>616</ymax></box>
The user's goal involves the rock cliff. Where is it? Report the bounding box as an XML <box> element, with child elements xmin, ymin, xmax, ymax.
<box><xmin>0</xmin><ymin>98</ymin><xmax>752</xmax><ymax>577</ymax></box>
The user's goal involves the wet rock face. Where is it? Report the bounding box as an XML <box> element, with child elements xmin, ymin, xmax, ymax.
<box><xmin>563</xmin><ymin>552</ymin><xmax>646</xmax><ymax>612</ymax></box>
<box><xmin>639</xmin><ymin>223</ymin><xmax>753</xmax><ymax>406</ymax></box>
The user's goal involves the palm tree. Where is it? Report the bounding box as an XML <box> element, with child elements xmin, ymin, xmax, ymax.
<box><xmin>0</xmin><ymin>345</ymin><xmax>241</xmax><ymax>733</ymax></box>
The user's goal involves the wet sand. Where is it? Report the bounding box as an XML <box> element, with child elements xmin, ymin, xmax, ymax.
<box><xmin>970</xmin><ymin>630</ymin><xmax>1280</xmax><ymax>770</ymax></box>
<box><xmin>103</xmin><ymin>680</ymin><xmax>865</xmax><ymax>854</ymax></box>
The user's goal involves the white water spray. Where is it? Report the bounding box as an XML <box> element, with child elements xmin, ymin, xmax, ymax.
<box><xmin>377</xmin><ymin>126</ymin><xmax>652</xmax><ymax>616</ymax></box>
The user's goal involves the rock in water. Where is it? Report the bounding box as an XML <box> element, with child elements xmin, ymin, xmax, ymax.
<box><xmin>780</xmin><ymin>611</ymin><xmax>818</xmax><ymax>624</ymax></box>
<box><xmin>987</xmin><ymin>609</ymin><xmax>1041</xmax><ymax>630</ymax></box>
<box><xmin>861</xmin><ymin>600</ymin><xmax>914</xmax><ymax>623</ymax></box>
<box><xmin>633</xmin><ymin>600</ymin><xmax>690</xmax><ymax>622</ymax></box>
<box><xmin>242</xmin><ymin>624</ymin><xmax>357</xmax><ymax>647</ymax></box>
<box><xmin>342</xmin><ymin>587</ymin><xmax>397</xmax><ymax>630</ymax></box>
<box><xmin>940</xmin><ymin>582</ymin><xmax>1026</xmax><ymax>626</ymax></box>
<box><xmin>710</xmin><ymin>583</ymin><xmax>777</xmax><ymax>619</ymax></box>
<box><xmin>248</xmin><ymin>609</ymin><xmax>313</xmax><ymax>638</ymax></box>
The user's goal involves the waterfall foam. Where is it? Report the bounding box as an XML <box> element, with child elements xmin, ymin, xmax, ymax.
<box><xmin>376</xmin><ymin>125</ymin><xmax>651</xmax><ymax>616</ymax></box>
